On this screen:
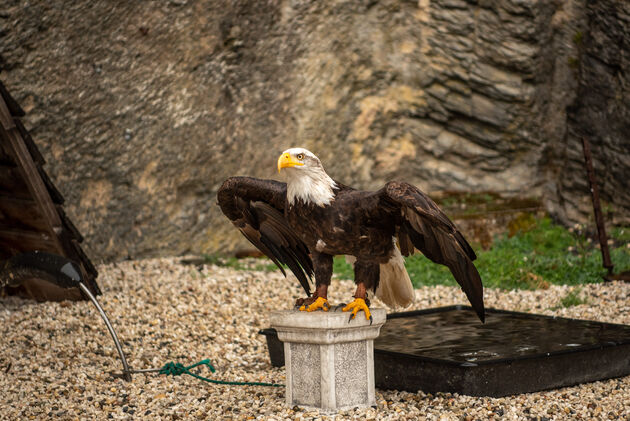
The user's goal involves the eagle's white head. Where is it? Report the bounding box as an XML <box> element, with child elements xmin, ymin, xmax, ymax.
<box><xmin>277</xmin><ymin>147</ymin><xmax>337</xmax><ymax>207</ymax></box>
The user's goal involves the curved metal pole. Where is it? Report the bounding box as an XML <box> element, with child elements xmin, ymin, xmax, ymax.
<box><xmin>78</xmin><ymin>282</ymin><xmax>132</xmax><ymax>381</ymax></box>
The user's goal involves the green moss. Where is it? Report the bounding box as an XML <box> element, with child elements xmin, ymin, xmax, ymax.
<box><xmin>437</xmin><ymin>192</ymin><xmax>497</xmax><ymax>209</ymax></box>
<box><xmin>558</xmin><ymin>288</ymin><xmax>588</xmax><ymax>308</ymax></box>
<box><xmin>435</xmin><ymin>192</ymin><xmax>499</xmax><ymax>217</ymax></box>
<box><xmin>610</xmin><ymin>227</ymin><xmax>630</xmax><ymax>243</ymax></box>
<box><xmin>573</xmin><ymin>31</ymin><xmax>583</xmax><ymax>45</ymax></box>
<box><xmin>507</xmin><ymin>212</ymin><xmax>537</xmax><ymax>237</ymax></box>
<box><xmin>434</xmin><ymin>192</ymin><xmax>541</xmax><ymax>220</ymax></box>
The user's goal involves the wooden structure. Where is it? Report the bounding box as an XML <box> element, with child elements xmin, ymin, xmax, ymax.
<box><xmin>0</xmin><ymin>80</ymin><xmax>100</xmax><ymax>300</ymax></box>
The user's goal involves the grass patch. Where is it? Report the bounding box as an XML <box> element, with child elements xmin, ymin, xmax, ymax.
<box><xmin>610</xmin><ymin>226</ymin><xmax>630</xmax><ymax>244</ymax></box>
<box><xmin>556</xmin><ymin>288</ymin><xmax>588</xmax><ymax>309</ymax></box>
<box><xmin>201</xmin><ymin>254</ymin><xmax>278</xmax><ymax>272</ymax></box>
<box><xmin>550</xmin><ymin>287</ymin><xmax>588</xmax><ymax>310</ymax></box>
<box><xmin>334</xmin><ymin>217</ymin><xmax>630</xmax><ymax>290</ymax></box>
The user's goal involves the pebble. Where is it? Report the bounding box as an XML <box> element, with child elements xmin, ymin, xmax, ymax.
<box><xmin>0</xmin><ymin>257</ymin><xmax>629</xmax><ymax>419</ymax></box>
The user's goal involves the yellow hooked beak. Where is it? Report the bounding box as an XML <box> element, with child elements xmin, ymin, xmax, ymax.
<box><xmin>277</xmin><ymin>152</ymin><xmax>304</xmax><ymax>173</ymax></box>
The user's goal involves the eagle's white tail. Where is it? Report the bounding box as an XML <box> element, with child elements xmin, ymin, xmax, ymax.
<box><xmin>376</xmin><ymin>244</ymin><xmax>414</xmax><ymax>308</ymax></box>
<box><xmin>345</xmin><ymin>240</ymin><xmax>414</xmax><ymax>309</ymax></box>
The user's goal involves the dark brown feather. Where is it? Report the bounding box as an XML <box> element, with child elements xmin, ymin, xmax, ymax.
<box><xmin>379</xmin><ymin>181</ymin><xmax>484</xmax><ymax>321</ymax></box>
<box><xmin>217</xmin><ymin>177</ymin><xmax>314</xmax><ymax>294</ymax></box>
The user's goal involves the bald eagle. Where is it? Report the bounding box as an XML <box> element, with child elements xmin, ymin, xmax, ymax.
<box><xmin>218</xmin><ymin>148</ymin><xmax>484</xmax><ymax>323</ymax></box>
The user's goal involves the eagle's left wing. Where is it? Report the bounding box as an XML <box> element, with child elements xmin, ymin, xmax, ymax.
<box><xmin>375</xmin><ymin>181</ymin><xmax>485</xmax><ymax>322</ymax></box>
<box><xmin>217</xmin><ymin>176</ymin><xmax>314</xmax><ymax>294</ymax></box>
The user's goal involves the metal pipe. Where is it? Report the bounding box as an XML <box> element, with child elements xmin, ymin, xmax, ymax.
<box><xmin>581</xmin><ymin>137</ymin><xmax>614</xmax><ymax>278</ymax></box>
<box><xmin>129</xmin><ymin>367</ymin><xmax>163</xmax><ymax>374</ymax></box>
<box><xmin>78</xmin><ymin>282</ymin><xmax>132</xmax><ymax>381</ymax></box>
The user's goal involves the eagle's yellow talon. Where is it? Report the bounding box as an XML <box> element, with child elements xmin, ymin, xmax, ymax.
<box><xmin>299</xmin><ymin>296</ymin><xmax>330</xmax><ymax>312</ymax></box>
<box><xmin>342</xmin><ymin>298</ymin><xmax>371</xmax><ymax>321</ymax></box>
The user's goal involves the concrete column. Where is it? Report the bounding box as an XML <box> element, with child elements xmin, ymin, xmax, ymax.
<box><xmin>270</xmin><ymin>308</ymin><xmax>386</xmax><ymax>413</ymax></box>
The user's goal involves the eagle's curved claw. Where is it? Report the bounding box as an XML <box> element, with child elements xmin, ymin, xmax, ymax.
<box><xmin>342</xmin><ymin>298</ymin><xmax>371</xmax><ymax>321</ymax></box>
<box><xmin>299</xmin><ymin>296</ymin><xmax>330</xmax><ymax>312</ymax></box>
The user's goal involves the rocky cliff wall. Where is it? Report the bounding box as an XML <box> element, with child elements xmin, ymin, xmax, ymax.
<box><xmin>1</xmin><ymin>0</ymin><xmax>627</xmax><ymax>261</ymax></box>
<box><xmin>547</xmin><ymin>0</ymin><xmax>630</xmax><ymax>226</ymax></box>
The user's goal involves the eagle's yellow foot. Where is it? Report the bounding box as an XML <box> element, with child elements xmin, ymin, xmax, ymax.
<box><xmin>299</xmin><ymin>296</ymin><xmax>330</xmax><ymax>312</ymax></box>
<box><xmin>343</xmin><ymin>298</ymin><xmax>372</xmax><ymax>324</ymax></box>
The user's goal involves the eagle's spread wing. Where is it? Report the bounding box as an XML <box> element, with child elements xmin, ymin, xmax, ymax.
<box><xmin>217</xmin><ymin>177</ymin><xmax>314</xmax><ymax>294</ymax></box>
<box><xmin>378</xmin><ymin>181</ymin><xmax>484</xmax><ymax>322</ymax></box>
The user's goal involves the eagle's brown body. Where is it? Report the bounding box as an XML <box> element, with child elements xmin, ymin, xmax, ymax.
<box><xmin>286</xmin><ymin>187</ymin><xmax>395</xmax><ymax>260</ymax></box>
<box><xmin>218</xmin><ymin>155</ymin><xmax>484</xmax><ymax>322</ymax></box>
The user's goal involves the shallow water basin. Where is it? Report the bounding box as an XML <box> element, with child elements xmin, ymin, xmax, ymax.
<box><xmin>261</xmin><ymin>306</ymin><xmax>630</xmax><ymax>397</ymax></box>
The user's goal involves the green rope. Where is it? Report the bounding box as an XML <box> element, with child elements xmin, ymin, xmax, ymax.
<box><xmin>158</xmin><ymin>359</ymin><xmax>284</xmax><ymax>387</ymax></box>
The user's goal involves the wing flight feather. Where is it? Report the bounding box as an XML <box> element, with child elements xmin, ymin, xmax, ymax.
<box><xmin>380</xmin><ymin>181</ymin><xmax>484</xmax><ymax>322</ymax></box>
<box><xmin>217</xmin><ymin>177</ymin><xmax>313</xmax><ymax>294</ymax></box>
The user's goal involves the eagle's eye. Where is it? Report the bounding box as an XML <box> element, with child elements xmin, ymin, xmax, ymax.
<box><xmin>296</xmin><ymin>153</ymin><xmax>304</xmax><ymax>160</ymax></box>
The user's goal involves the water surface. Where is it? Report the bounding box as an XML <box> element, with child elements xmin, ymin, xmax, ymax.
<box><xmin>376</xmin><ymin>308</ymin><xmax>630</xmax><ymax>364</ymax></box>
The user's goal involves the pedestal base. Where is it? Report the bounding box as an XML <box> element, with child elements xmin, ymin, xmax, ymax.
<box><xmin>271</xmin><ymin>308</ymin><xmax>386</xmax><ymax>412</ymax></box>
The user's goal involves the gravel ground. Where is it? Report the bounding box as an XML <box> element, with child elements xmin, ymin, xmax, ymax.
<box><xmin>1</xmin><ymin>257</ymin><xmax>629</xmax><ymax>420</ymax></box>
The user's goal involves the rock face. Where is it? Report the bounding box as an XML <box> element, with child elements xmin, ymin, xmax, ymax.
<box><xmin>547</xmin><ymin>0</ymin><xmax>630</xmax><ymax>226</ymax></box>
<box><xmin>0</xmin><ymin>0</ymin><xmax>628</xmax><ymax>261</ymax></box>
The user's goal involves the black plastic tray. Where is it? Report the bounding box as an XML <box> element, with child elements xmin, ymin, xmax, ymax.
<box><xmin>260</xmin><ymin>305</ymin><xmax>630</xmax><ymax>397</ymax></box>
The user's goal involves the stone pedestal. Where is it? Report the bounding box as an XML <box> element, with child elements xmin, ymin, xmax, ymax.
<box><xmin>270</xmin><ymin>308</ymin><xmax>386</xmax><ymax>412</ymax></box>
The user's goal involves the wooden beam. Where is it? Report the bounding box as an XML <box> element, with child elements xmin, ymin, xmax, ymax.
<box><xmin>14</xmin><ymin>119</ymin><xmax>45</xmax><ymax>166</ymax></box>
<box><xmin>37</xmin><ymin>165</ymin><xmax>65</xmax><ymax>204</ymax></box>
<box><xmin>0</xmin><ymin>80</ymin><xmax>25</xmax><ymax>117</ymax></box>
<box><xmin>57</xmin><ymin>205</ymin><xmax>83</xmax><ymax>242</ymax></box>
<box><xmin>0</xmin><ymin>195</ymin><xmax>49</xmax><ymax>231</ymax></box>
<box><xmin>0</xmin><ymin>165</ymin><xmax>31</xmax><ymax>198</ymax></box>
<box><xmin>0</xmin><ymin>125</ymin><xmax>64</xmax><ymax>236</ymax></box>
<box><xmin>0</xmin><ymin>93</ymin><xmax>16</xmax><ymax>130</ymax></box>
<box><xmin>0</xmin><ymin>142</ymin><xmax>15</xmax><ymax>165</ymax></box>
<box><xmin>0</xmin><ymin>227</ymin><xmax>58</xmax><ymax>255</ymax></box>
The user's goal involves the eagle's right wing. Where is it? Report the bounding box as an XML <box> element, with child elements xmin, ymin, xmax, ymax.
<box><xmin>378</xmin><ymin>181</ymin><xmax>484</xmax><ymax>322</ymax></box>
<box><xmin>217</xmin><ymin>176</ymin><xmax>314</xmax><ymax>294</ymax></box>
